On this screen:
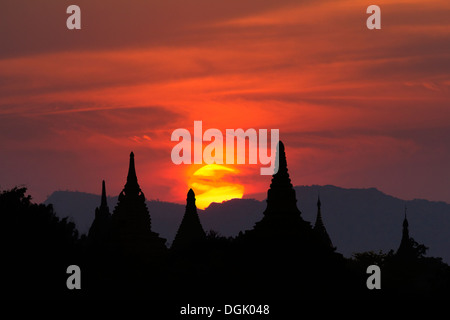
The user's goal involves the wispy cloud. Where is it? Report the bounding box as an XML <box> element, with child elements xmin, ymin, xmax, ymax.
<box><xmin>0</xmin><ymin>0</ymin><xmax>449</xmax><ymax>204</ymax></box>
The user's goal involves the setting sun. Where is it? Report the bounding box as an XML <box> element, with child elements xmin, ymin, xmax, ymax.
<box><xmin>189</xmin><ymin>164</ymin><xmax>244</xmax><ymax>209</ymax></box>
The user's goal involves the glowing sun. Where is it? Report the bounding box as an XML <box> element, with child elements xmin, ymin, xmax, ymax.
<box><xmin>188</xmin><ymin>164</ymin><xmax>244</xmax><ymax>209</ymax></box>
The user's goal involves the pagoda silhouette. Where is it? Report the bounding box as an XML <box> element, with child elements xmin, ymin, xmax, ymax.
<box><xmin>171</xmin><ymin>188</ymin><xmax>206</xmax><ymax>251</ymax></box>
<box><xmin>396</xmin><ymin>207</ymin><xmax>412</xmax><ymax>256</ymax></box>
<box><xmin>245</xmin><ymin>141</ymin><xmax>313</xmax><ymax>242</ymax></box>
<box><xmin>110</xmin><ymin>152</ymin><xmax>166</xmax><ymax>257</ymax></box>
<box><xmin>313</xmin><ymin>195</ymin><xmax>334</xmax><ymax>249</ymax></box>
<box><xmin>233</xmin><ymin>141</ymin><xmax>343</xmax><ymax>298</ymax></box>
<box><xmin>87</xmin><ymin>180</ymin><xmax>111</xmax><ymax>249</ymax></box>
<box><xmin>394</xmin><ymin>207</ymin><xmax>427</xmax><ymax>260</ymax></box>
<box><xmin>3</xmin><ymin>142</ymin><xmax>448</xmax><ymax>300</ymax></box>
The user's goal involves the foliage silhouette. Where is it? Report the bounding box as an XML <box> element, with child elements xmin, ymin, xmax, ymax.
<box><xmin>0</xmin><ymin>187</ymin><xmax>81</xmax><ymax>299</ymax></box>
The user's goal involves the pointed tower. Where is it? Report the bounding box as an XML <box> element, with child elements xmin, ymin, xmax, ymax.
<box><xmin>250</xmin><ymin>141</ymin><xmax>311</xmax><ymax>239</ymax></box>
<box><xmin>313</xmin><ymin>195</ymin><xmax>334</xmax><ymax>249</ymax></box>
<box><xmin>171</xmin><ymin>189</ymin><xmax>206</xmax><ymax>251</ymax></box>
<box><xmin>238</xmin><ymin>142</ymin><xmax>343</xmax><ymax>296</ymax></box>
<box><xmin>263</xmin><ymin>141</ymin><xmax>302</xmax><ymax>217</ymax></box>
<box><xmin>88</xmin><ymin>180</ymin><xmax>111</xmax><ymax>248</ymax></box>
<box><xmin>110</xmin><ymin>152</ymin><xmax>166</xmax><ymax>255</ymax></box>
<box><xmin>100</xmin><ymin>180</ymin><xmax>109</xmax><ymax>210</ymax></box>
<box><xmin>396</xmin><ymin>206</ymin><xmax>412</xmax><ymax>257</ymax></box>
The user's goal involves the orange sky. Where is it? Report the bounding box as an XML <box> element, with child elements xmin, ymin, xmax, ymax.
<box><xmin>0</xmin><ymin>0</ymin><xmax>449</xmax><ymax>206</ymax></box>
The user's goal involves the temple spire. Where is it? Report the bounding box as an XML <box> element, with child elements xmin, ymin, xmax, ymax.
<box><xmin>313</xmin><ymin>194</ymin><xmax>333</xmax><ymax>249</ymax></box>
<box><xmin>171</xmin><ymin>189</ymin><xmax>206</xmax><ymax>250</ymax></box>
<box><xmin>397</xmin><ymin>206</ymin><xmax>413</xmax><ymax>257</ymax></box>
<box><xmin>315</xmin><ymin>194</ymin><xmax>323</xmax><ymax>228</ymax></box>
<box><xmin>187</xmin><ymin>188</ymin><xmax>196</xmax><ymax>208</ymax></box>
<box><xmin>127</xmin><ymin>151</ymin><xmax>138</xmax><ymax>186</ymax></box>
<box><xmin>110</xmin><ymin>152</ymin><xmax>167</xmax><ymax>256</ymax></box>
<box><xmin>402</xmin><ymin>206</ymin><xmax>409</xmax><ymax>242</ymax></box>
<box><xmin>400</xmin><ymin>206</ymin><xmax>410</xmax><ymax>245</ymax></box>
<box><xmin>263</xmin><ymin>140</ymin><xmax>301</xmax><ymax>217</ymax></box>
<box><xmin>249</xmin><ymin>141</ymin><xmax>312</xmax><ymax>243</ymax></box>
<box><xmin>403</xmin><ymin>206</ymin><xmax>409</xmax><ymax>227</ymax></box>
<box><xmin>100</xmin><ymin>180</ymin><xmax>108</xmax><ymax>209</ymax></box>
<box><xmin>87</xmin><ymin>180</ymin><xmax>111</xmax><ymax>248</ymax></box>
<box><xmin>122</xmin><ymin>151</ymin><xmax>143</xmax><ymax>197</ymax></box>
<box><xmin>270</xmin><ymin>141</ymin><xmax>291</xmax><ymax>189</ymax></box>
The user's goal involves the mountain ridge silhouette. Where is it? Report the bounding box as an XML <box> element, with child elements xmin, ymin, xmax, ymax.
<box><xmin>44</xmin><ymin>185</ymin><xmax>450</xmax><ymax>263</ymax></box>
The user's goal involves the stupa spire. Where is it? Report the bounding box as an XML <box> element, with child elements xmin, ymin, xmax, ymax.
<box><xmin>401</xmin><ymin>206</ymin><xmax>410</xmax><ymax>242</ymax></box>
<box><xmin>171</xmin><ymin>188</ymin><xmax>206</xmax><ymax>250</ymax></box>
<box><xmin>187</xmin><ymin>188</ymin><xmax>196</xmax><ymax>208</ymax></box>
<box><xmin>399</xmin><ymin>206</ymin><xmax>410</xmax><ymax>247</ymax></box>
<box><xmin>263</xmin><ymin>140</ymin><xmax>301</xmax><ymax>217</ymax></box>
<box><xmin>127</xmin><ymin>151</ymin><xmax>138</xmax><ymax>185</ymax></box>
<box><xmin>110</xmin><ymin>152</ymin><xmax>166</xmax><ymax>255</ymax></box>
<box><xmin>396</xmin><ymin>205</ymin><xmax>415</xmax><ymax>258</ymax></box>
<box><xmin>313</xmin><ymin>194</ymin><xmax>333</xmax><ymax>249</ymax></box>
<box><xmin>403</xmin><ymin>207</ymin><xmax>409</xmax><ymax>228</ymax></box>
<box><xmin>314</xmin><ymin>194</ymin><xmax>323</xmax><ymax>229</ymax></box>
<box><xmin>100</xmin><ymin>180</ymin><xmax>108</xmax><ymax>209</ymax></box>
<box><xmin>87</xmin><ymin>180</ymin><xmax>111</xmax><ymax>248</ymax></box>
<box><xmin>246</xmin><ymin>141</ymin><xmax>313</xmax><ymax>250</ymax></box>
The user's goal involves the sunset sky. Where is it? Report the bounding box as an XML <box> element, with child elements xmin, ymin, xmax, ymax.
<box><xmin>1</xmin><ymin>0</ymin><xmax>449</xmax><ymax>208</ymax></box>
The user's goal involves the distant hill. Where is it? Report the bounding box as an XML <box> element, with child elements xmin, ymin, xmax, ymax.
<box><xmin>44</xmin><ymin>191</ymin><xmax>265</xmax><ymax>247</ymax></box>
<box><xmin>296</xmin><ymin>185</ymin><xmax>450</xmax><ymax>264</ymax></box>
<box><xmin>44</xmin><ymin>185</ymin><xmax>450</xmax><ymax>263</ymax></box>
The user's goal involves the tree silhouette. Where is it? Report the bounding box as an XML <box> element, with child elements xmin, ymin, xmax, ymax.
<box><xmin>0</xmin><ymin>187</ymin><xmax>80</xmax><ymax>298</ymax></box>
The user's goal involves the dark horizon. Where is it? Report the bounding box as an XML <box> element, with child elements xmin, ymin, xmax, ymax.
<box><xmin>43</xmin><ymin>183</ymin><xmax>450</xmax><ymax>264</ymax></box>
<box><xmin>2</xmin><ymin>145</ymin><xmax>449</xmax><ymax>300</ymax></box>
